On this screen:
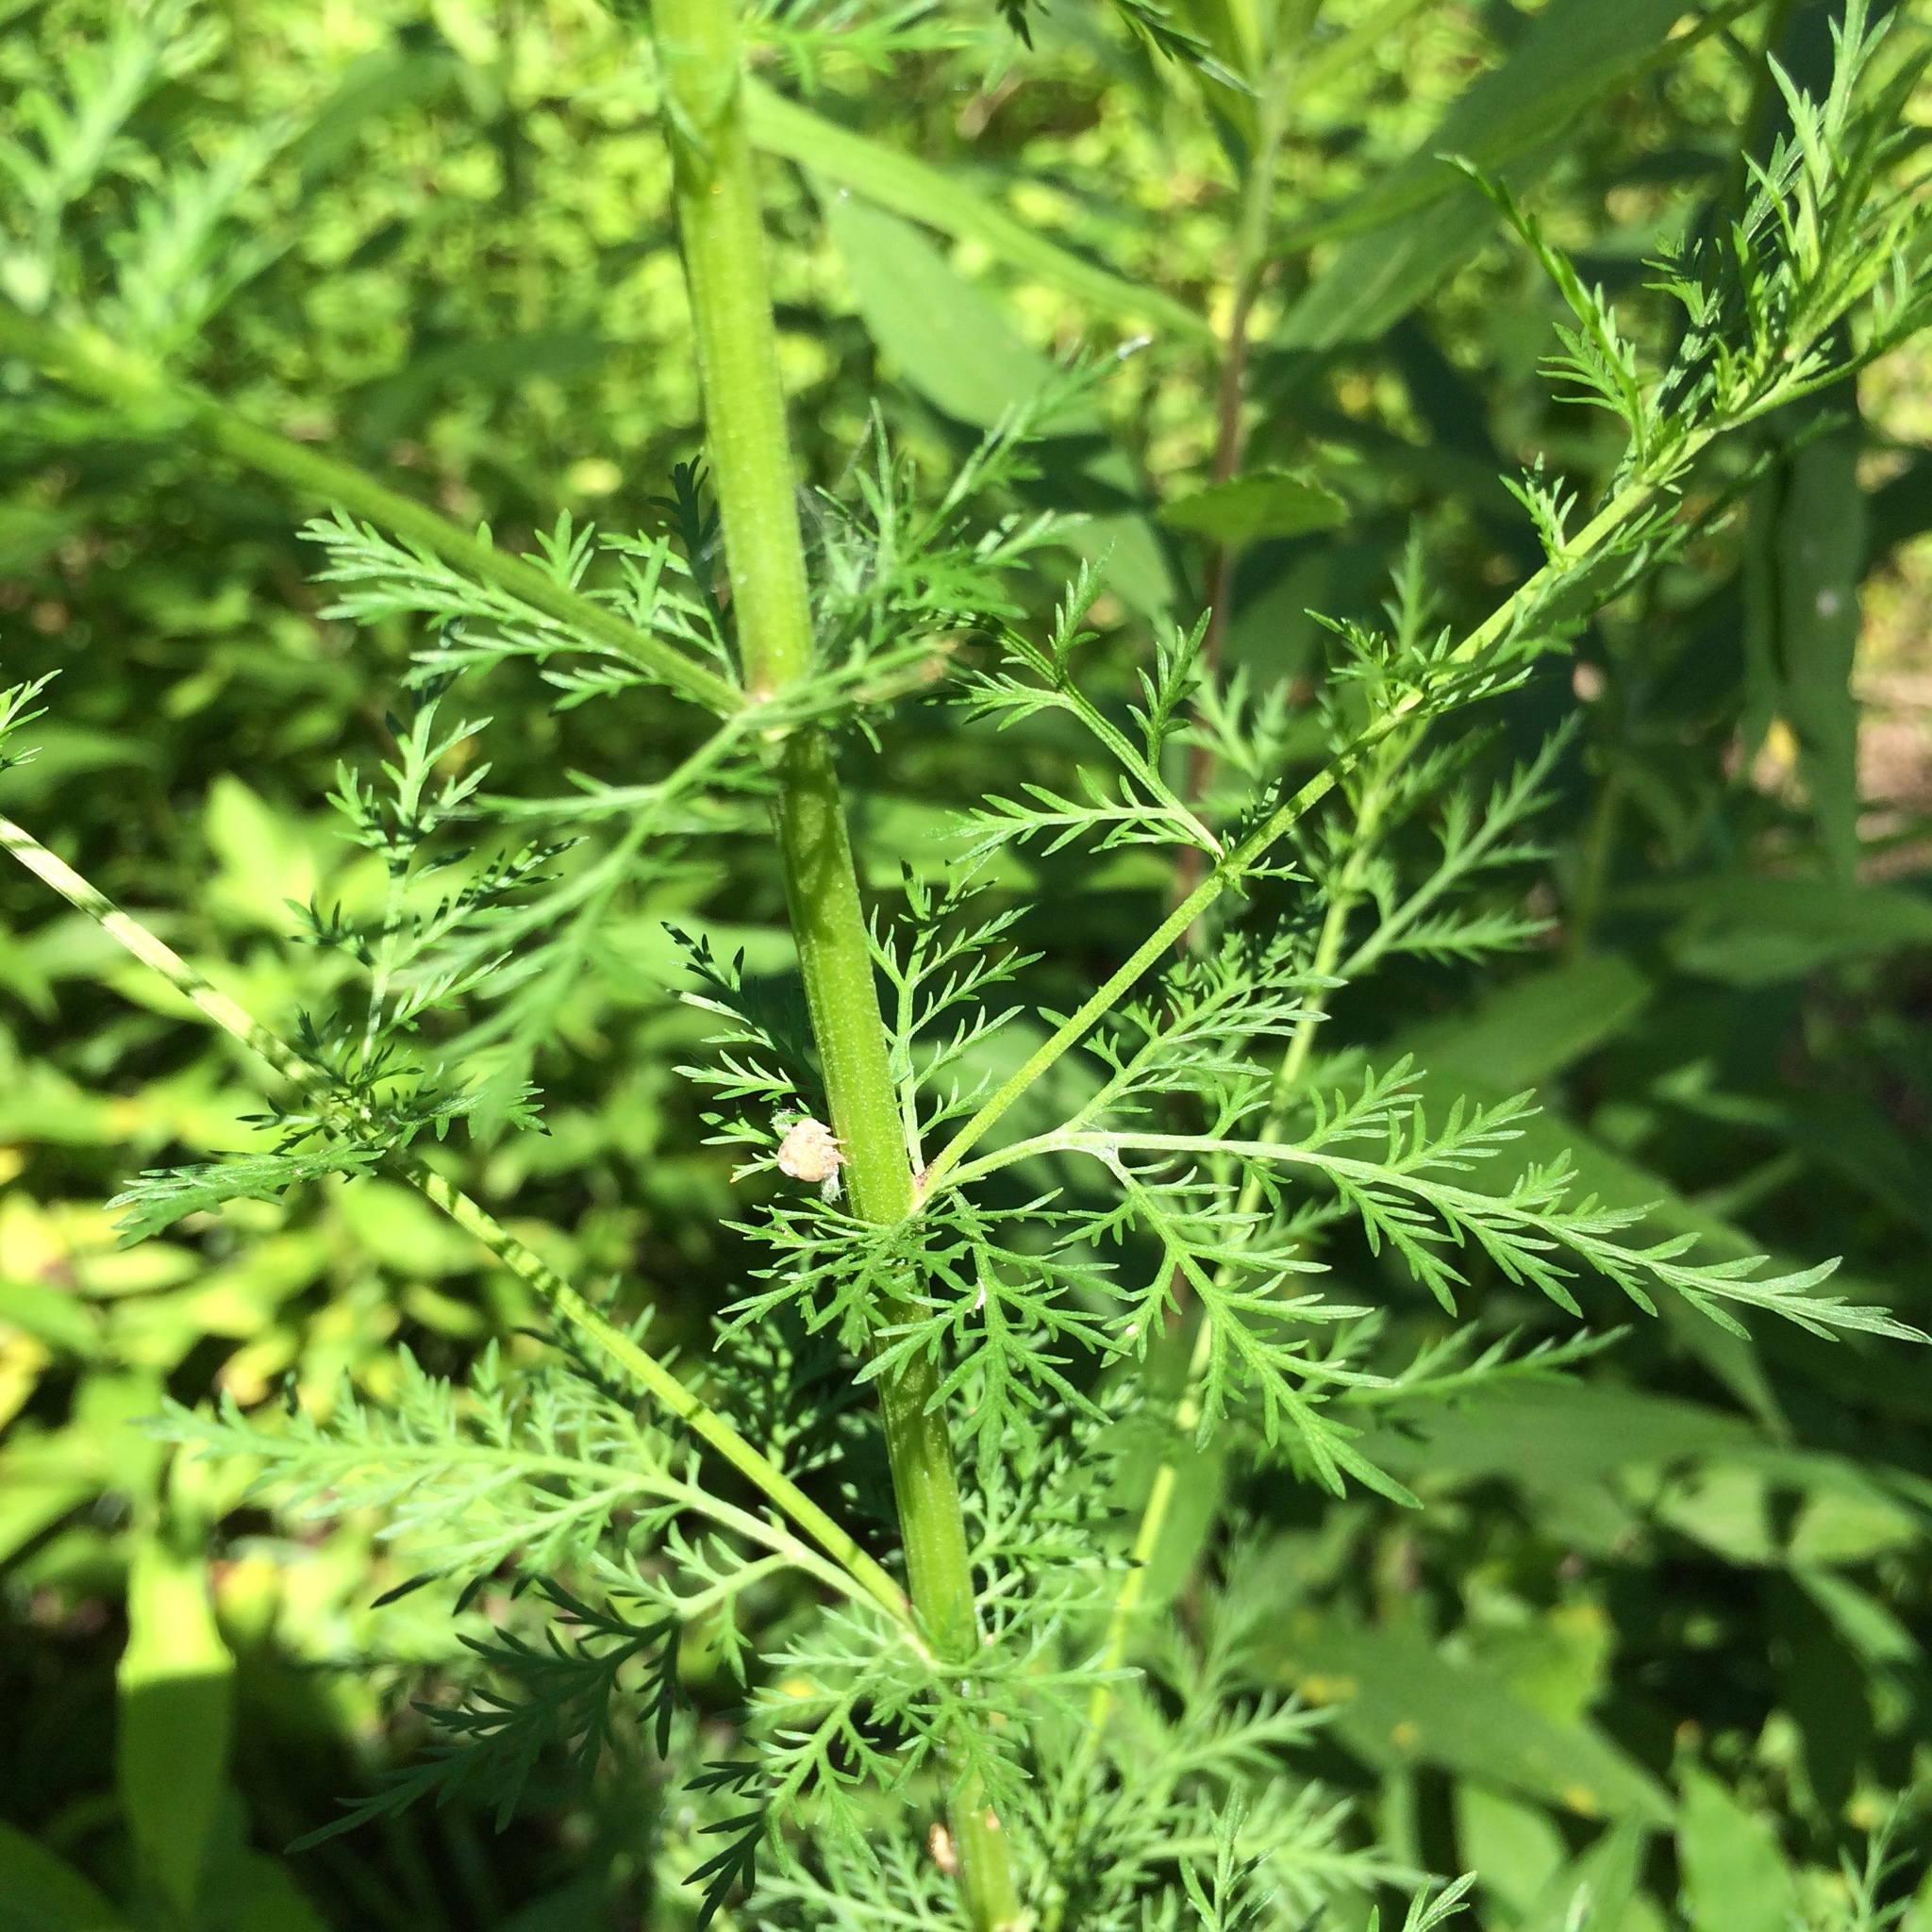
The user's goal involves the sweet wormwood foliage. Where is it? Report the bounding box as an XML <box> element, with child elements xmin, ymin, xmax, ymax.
<box><xmin>3</xmin><ymin>2</ymin><xmax>1932</xmax><ymax>1928</ymax></box>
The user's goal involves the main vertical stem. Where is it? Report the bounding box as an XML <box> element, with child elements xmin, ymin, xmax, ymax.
<box><xmin>649</xmin><ymin>7</ymin><xmax>1020</xmax><ymax>1924</ymax></box>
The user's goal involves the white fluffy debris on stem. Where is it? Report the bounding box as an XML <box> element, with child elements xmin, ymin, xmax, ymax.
<box><xmin>776</xmin><ymin>1116</ymin><xmax>844</xmax><ymax>1188</ymax></box>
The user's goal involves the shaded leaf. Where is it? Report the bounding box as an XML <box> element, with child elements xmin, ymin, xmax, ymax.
<box><xmin>1456</xmin><ymin>1785</ymin><xmax>1569</xmax><ymax>1922</ymax></box>
<box><xmin>1401</xmin><ymin>953</ymin><xmax>1652</xmax><ymax>1095</ymax></box>
<box><xmin>823</xmin><ymin>190</ymin><xmax>1093</xmax><ymax>433</ymax></box>
<box><xmin>350</xmin><ymin>333</ymin><xmax>610</xmax><ymax>455</ymax></box>
<box><xmin>1517</xmin><ymin>1818</ymin><xmax>1646</xmax><ymax>1932</ymax></box>
<box><xmin>1278</xmin><ymin>0</ymin><xmax>1710</xmax><ymax>348</ymax></box>
<box><xmin>1255</xmin><ymin>1607</ymin><xmax>1674</xmax><ymax>1824</ymax></box>
<box><xmin>292</xmin><ymin>44</ymin><xmax>458</xmax><ymax>188</ymax></box>
<box><xmin>1353</xmin><ymin>1379</ymin><xmax>1759</xmax><ymax>1491</ymax></box>
<box><xmin>1742</xmin><ymin>397</ymin><xmax>1866</xmax><ymax>876</ymax></box>
<box><xmin>1618</xmin><ymin>874</ymin><xmax>1932</xmax><ymax>985</ymax></box>
<box><xmin>195</xmin><ymin>1796</ymin><xmax>328</xmax><ymax>1932</ymax></box>
<box><xmin>117</xmin><ymin>1540</ymin><xmax>236</xmax><ymax>1923</ymax></box>
<box><xmin>1158</xmin><ymin>470</ymin><xmax>1346</xmax><ymax>547</ymax></box>
<box><xmin>0</xmin><ymin>1823</ymin><xmax>130</xmax><ymax>1932</ymax></box>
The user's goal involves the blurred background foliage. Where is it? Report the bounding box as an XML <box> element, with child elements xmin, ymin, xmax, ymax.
<box><xmin>2</xmin><ymin>0</ymin><xmax>1932</xmax><ymax>1926</ymax></box>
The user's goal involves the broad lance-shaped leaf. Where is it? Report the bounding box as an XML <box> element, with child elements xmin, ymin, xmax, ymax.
<box><xmin>1345</xmin><ymin>1377</ymin><xmax>1931</xmax><ymax>1572</ymax></box>
<box><xmin>0</xmin><ymin>1824</ymin><xmax>133</xmax><ymax>1932</ymax></box>
<box><xmin>1158</xmin><ymin>470</ymin><xmax>1347</xmax><ymax>546</ymax></box>
<box><xmin>1622</xmin><ymin>872</ymin><xmax>1932</xmax><ymax>987</ymax></box>
<box><xmin>1728</xmin><ymin>0</ymin><xmax>1880</xmax><ymax>885</ymax></box>
<box><xmin>291</xmin><ymin>42</ymin><xmax>459</xmax><ymax>188</ymax></box>
<box><xmin>1515</xmin><ymin>1820</ymin><xmax>1646</xmax><ymax>1932</ymax></box>
<box><xmin>1675</xmin><ymin>1768</ymin><xmax>1799</xmax><ymax>1932</ymax></box>
<box><xmin>1397</xmin><ymin>952</ymin><xmax>1653</xmax><ymax>1095</ymax></box>
<box><xmin>746</xmin><ymin>79</ymin><xmax>1214</xmax><ymax>346</ymax></box>
<box><xmin>824</xmin><ymin>191</ymin><xmax>1174</xmax><ymax>615</ymax></box>
<box><xmin>118</xmin><ymin>1540</ymin><xmax>235</xmax><ymax>1923</ymax></box>
<box><xmin>1682</xmin><ymin>1083</ymin><xmax>1932</xmax><ymax>1248</ymax></box>
<box><xmin>1350</xmin><ymin>1379</ymin><xmax>1761</xmax><ymax>1494</ymax></box>
<box><xmin>1253</xmin><ymin>1607</ymin><xmax>1674</xmax><ymax>1824</ymax></box>
<box><xmin>0</xmin><ymin>1378</ymin><xmax>161</xmax><ymax>1569</ymax></box>
<box><xmin>823</xmin><ymin>191</ymin><xmax>1096</xmax><ymax>436</ymax></box>
<box><xmin>1277</xmin><ymin>0</ymin><xmax>1728</xmax><ymax>349</ymax></box>
<box><xmin>1742</xmin><ymin>403</ymin><xmax>1868</xmax><ymax>879</ymax></box>
<box><xmin>349</xmin><ymin>329</ymin><xmax>610</xmax><ymax>456</ymax></box>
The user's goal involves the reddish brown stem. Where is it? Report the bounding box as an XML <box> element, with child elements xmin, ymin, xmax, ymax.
<box><xmin>1176</xmin><ymin>275</ymin><xmax>1263</xmax><ymax>914</ymax></box>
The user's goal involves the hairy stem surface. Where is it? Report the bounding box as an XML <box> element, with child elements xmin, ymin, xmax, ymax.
<box><xmin>650</xmin><ymin>3</ymin><xmax>1020</xmax><ymax>1922</ymax></box>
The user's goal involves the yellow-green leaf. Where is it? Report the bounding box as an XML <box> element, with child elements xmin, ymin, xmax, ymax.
<box><xmin>117</xmin><ymin>1539</ymin><xmax>236</xmax><ymax>1924</ymax></box>
<box><xmin>746</xmin><ymin>81</ymin><xmax>1213</xmax><ymax>346</ymax></box>
<box><xmin>1676</xmin><ymin>1769</ymin><xmax>1796</xmax><ymax>1932</ymax></box>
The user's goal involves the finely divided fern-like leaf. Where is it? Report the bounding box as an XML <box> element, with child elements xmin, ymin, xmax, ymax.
<box><xmin>291</xmin><ymin>1582</ymin><xmax>675</xmax><ymax>1845</ymax></box>
<box><xmin>110</xmin><ymin>1147</ymin><xmax>382</xmax><ymax>1242</ymax></box>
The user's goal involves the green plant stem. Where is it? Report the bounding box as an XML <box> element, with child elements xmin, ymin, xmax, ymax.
<box><xmin>0</xmin><ymin>809</ymin><xmax>912</xmax><ymax>1635</ymax></box>
<box><xmin>1567</xmin><ymin>763</ymin><xmax>1624</xmax><ymax>958</ymax></box>
<box><xmin>0</xmin><ymin>303</ymin><xmax>743</xmax><ymax>719</ymax></box>
<box><xmin>1039</xmin><ymin>758</ymin><xmax>1399</xmax><ymax>1932</ymax></box>
<box><xmin>1182</xmin><ymin>45</ymin><xmax>1298</xmax><ymax>911</ymax></box>
<box><xmin>1203</xmin><ymin>54</ymin><xmax>1292</xmax><ymax>575</ymax></box>
<box><xmin>1070</xmin><ymin>740</ymin><xmax>1401</xmax><ymax>1755</ymax></box>
<box><xmin>920</xmin><ymin>469</ymin><xmax>1675</xmax><ymax>1194</ymax></box>
<box><xmin>649</xmin><ymin>4</ymin><xmax>1019</xmax><ymax>1924</ymax></box>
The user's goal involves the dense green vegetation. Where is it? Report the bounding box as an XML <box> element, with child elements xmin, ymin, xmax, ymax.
<box><xmin>4</xmin><ymin>0</ymin><xmax>1932</xmax><ymax>1927</ymax></box>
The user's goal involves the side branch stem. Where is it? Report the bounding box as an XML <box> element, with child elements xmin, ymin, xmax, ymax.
<box><xmin>0</xmin><ymin>811</ymin><xmax>909</xmax><ymax>1630</ymax></box>
<box><xmin>1074</xmin><ymin>743</ymin><xmax>1403</xmax><ymax>1749</ymax></box>
<box><xmin>920</xmin><ymin>470</ymin><xmax>1671</xmax><ymax>1191</ymax></box>
<box><xmin>0</xmin><ymin>303</ymin><xmax>743</xmax><ymax>718</ymax></box>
